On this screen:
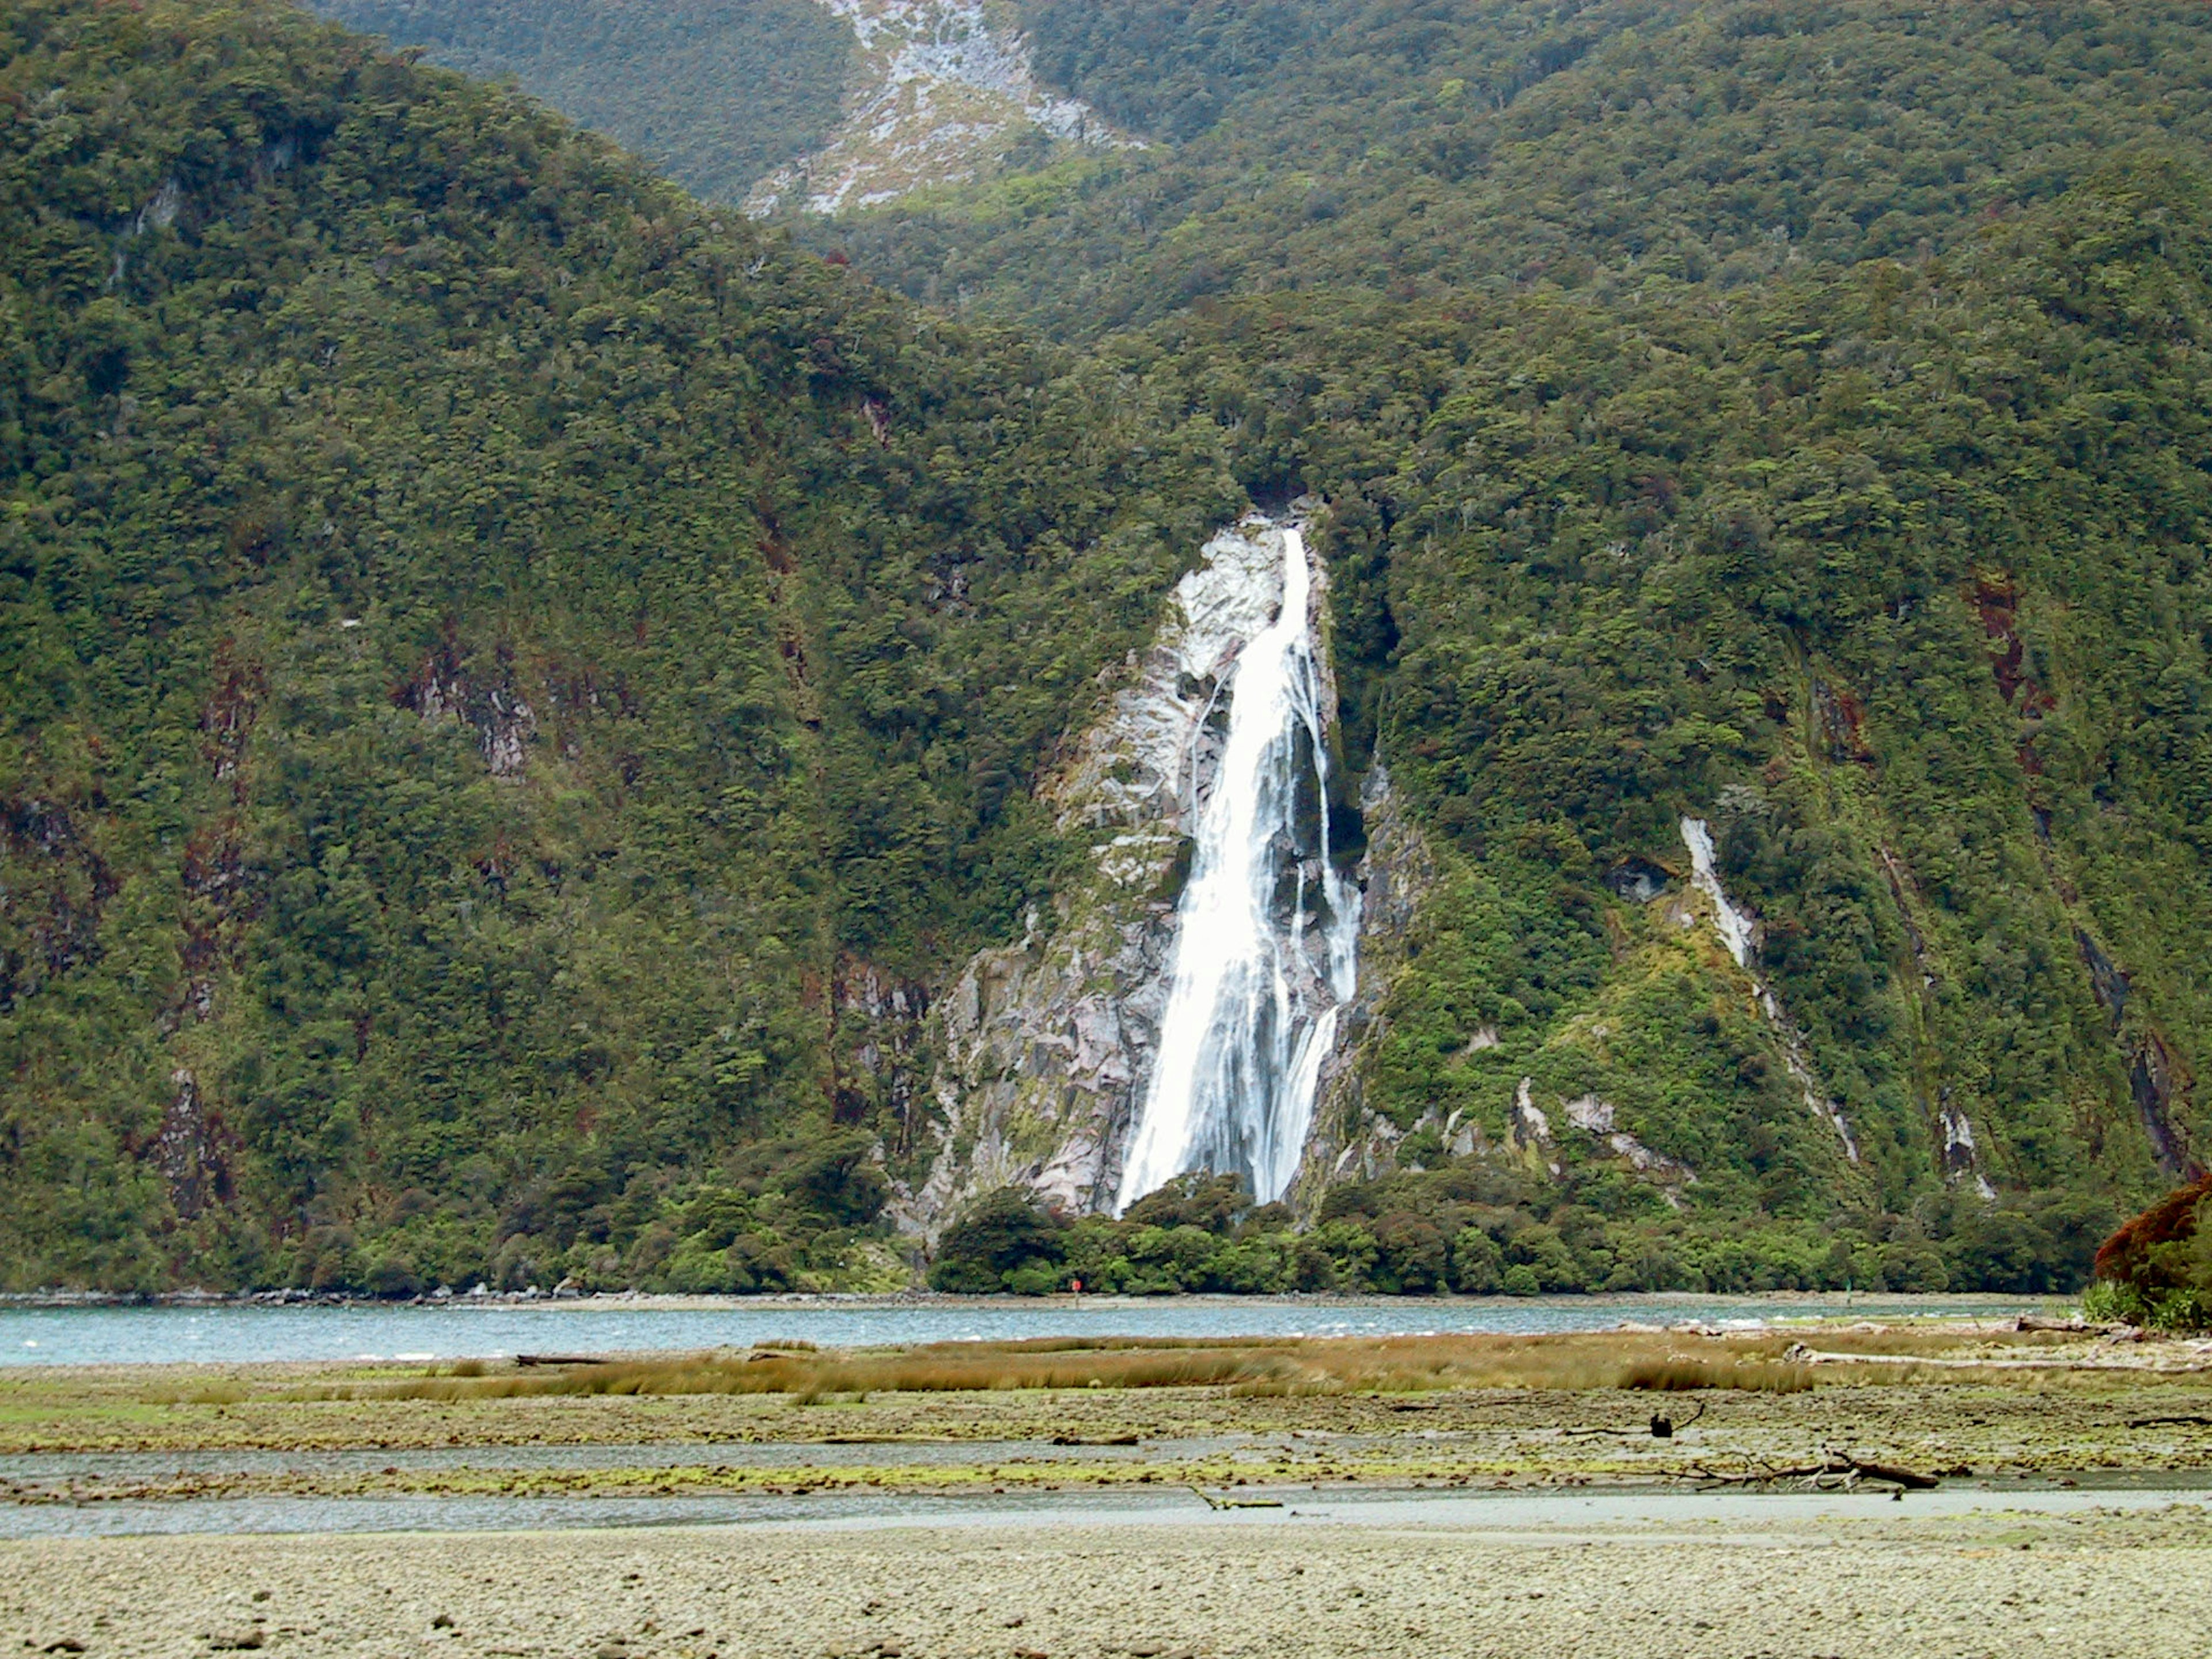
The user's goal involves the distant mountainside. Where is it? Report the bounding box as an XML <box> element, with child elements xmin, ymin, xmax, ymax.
<box><xmin>312</xmin><ymin>0</ymin><xmax>1128</xmax><ymax>211</ymax></box>
<box><xmin>840</xmin><ymin>1</ymin><xmax>2212</xmax><ymax>332</ymax></box>
<box><xmin>5</xmin><ymin>0</ymin><xmax>2212</xmax><ymax>1298</ymax></box>
<box><xmin>0</xmin><ymin>0</ymin><xmax>1232</xmax><ymax>1291</ymax></box>
<box><xmin>312</xmin><ymin>0</ymin><xmax>854</xmax><ymax>203</ymax></box>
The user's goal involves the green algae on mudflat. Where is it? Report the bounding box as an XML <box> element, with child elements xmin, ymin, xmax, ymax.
<box><xmin>1</xmin><ymin>1327</ymin><xmax>2206</xmax><ymax>1493</ymax></box>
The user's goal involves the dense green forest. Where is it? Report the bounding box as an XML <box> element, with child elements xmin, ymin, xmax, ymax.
<box><xmin>0</xmin><ymin>0</ymin><xmax>1234</xmax><ymax>1291</ymax></box>
<box><xmin>313</xmin><ymin>0</ymin><xmax>851</xmax><ymax>204</ymax></box>
<box><xmin>836</xmin><ymin>1</ymin><xmax>2212</xmax><ymax>335</ymax></box>
<box><xmin>836</xmin><ymin>1</ymin><xmax>2212</xmax><ymax>1295</ymax></box>
<box><xmin>5</xmin><ymin>0</ymin><xmax>2211</xmax><ymax>1295</ymax></box>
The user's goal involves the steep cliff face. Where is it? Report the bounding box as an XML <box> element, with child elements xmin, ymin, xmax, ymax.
<box><xmin>1293</xmin><ymin>760</ymin><xmax>1436</xmax><ymax>1202</ymax></box>
<box><xmin>897</xmin><ymin>520</ymin><xmax>1354</xmax><ymax>1230</ymax></box>
<box><xmin>748</xmin><ymin>0</ymin><xmax>1125</xmax><ymax>215</ymax></box>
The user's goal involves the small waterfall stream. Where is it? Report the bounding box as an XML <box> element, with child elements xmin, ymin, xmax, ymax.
<box><xmin>1116</xmin><ymin>521</ymin><xmax>1360</xmax><ymax>1209</ymax></box>
<box><xmin>1681</xmin><ymin>816</ymin><xmax>1862</xmax><ymax>1165</ymax></box>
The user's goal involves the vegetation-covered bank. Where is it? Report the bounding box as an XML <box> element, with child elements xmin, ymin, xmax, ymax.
<box><xmin>931</xmin><ymin>1171</ymin><xmax>2107</xmax><ymax>1298</ymax></box>
<box><xmin>9</xmin><ymin>1</ymin><xmax>2212</xmax><ymax>1294</ymax></box>
<box><xmin>0</xmin><ymin>0</ymin><xmax>1234</xmax><ymax>1292</ymax></box>
<box><xmin>2093</xmin><ymin>1173</ymin><xmax>2212</xmax><ymax>1329</ymax></box>
<box><xmin>830</xmin><ymin>2</ymin><xmax>2212</xmax><ymax>1296</ymax></box>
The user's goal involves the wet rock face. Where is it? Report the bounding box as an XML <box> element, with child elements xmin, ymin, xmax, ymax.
<box><xmin>1292</xmin><ymin>759</ymin><xmax>1437</xmax><ymax>1200</ymax></box>
<box><xmin>2129</xmin><ymin>1030</ymin><xmax>2197</xmax><ymax>1179</ymax></box>
<box><xmin>897</xmin><ymin>523</ymin><xmax>1312</xmax><ymax>1230</ymax></box>
<box><xmin>395</xmin><ymin>636</ymin><xmax>537</xmax><ymax>778</ymax></box>
<box><xmin>154</xmin><ymin>1067</ymin><xmax>236</xmax><ymax>1221</ymax></box>
<box><xmin>1604</xmin><ymin>858</ymin><xmax>1671</xmax><ymax>904</ymax></box>
<box><xmin>745</xmin><ymin>0</ymin><xmax>1128</xmax><ymax>215</ymax></box>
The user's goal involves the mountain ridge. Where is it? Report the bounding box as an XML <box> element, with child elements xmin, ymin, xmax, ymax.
<box><xmin>5</xmin><ymin>0</ymin><xmax>2211</xmax><ymax>1297</ymax></box>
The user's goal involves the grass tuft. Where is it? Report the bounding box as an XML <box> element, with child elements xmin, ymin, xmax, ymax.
<box><xmin>1620</xmin><ymin>1358</ymin><xmax>1812</xmax><ymax>1393</ymax></box>
<box><xmin>336</xmin><ymin>1331</ymin><xmax>1874</xmax><ymax>1404</ymax></box>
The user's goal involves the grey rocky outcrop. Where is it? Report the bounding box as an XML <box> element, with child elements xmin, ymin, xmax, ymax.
<box><xmin>891</xmin><ymin>523</ymin><xmax>1325</xmax><ymax>1232</ymax></box>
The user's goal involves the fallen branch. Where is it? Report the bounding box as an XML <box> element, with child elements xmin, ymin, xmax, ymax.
<box><xmin>1563</xmin><ymin>1400</ymin><xmax>1707</xmax><ymax>1440</ymax></box>
<box><xmin>513</xmin><ymin>1354</ymin><xmax>609</xmax><ymax>1367</ymax></box>
<box><xmin>2124</xmin><ymin>1415</ymin><xmax>2212</xmax><ymax>1429</ymax></box>
<box><xmin>1675</xmin><ymin>1450</ymin><xmax>1937</xmax><ymax>1494</ymax></box>
<box><xmin>1188</xmin><ymin>1484</ymin><xmax>1285</xmax><ymax>1510</ymax></box>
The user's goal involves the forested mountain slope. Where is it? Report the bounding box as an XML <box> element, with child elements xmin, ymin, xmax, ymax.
<box><xmin>921</xmin><ymin>155</ymin><xmax>2212</xmax><ymax>1300</ymax></box>
<box><xmin>6</xmin><ymin>0</ymin><xmax>2212</xmax><ymax>1297</ymax></box>
<box><xmin>812</xmin><ymin>3</ymin><xmax>2212</xmax><ymax>1295</ymax></box>
<box><xmin>0</xmin><ymin>0</ymin><xmax>1232</xmax><ymax>1290</ymax></box>
<box><xmin>313</xmin><ymin>0</ymin><xmax>853</xmax><ymax>204</ymax></box>
<box><xmin>1234</xmin><ymin>162</ymin><xmax>2212</xmax><ymax>1290</ymax></box>
<box><xmin>843</xmin><ymin>1</ymin><xmax>2212</xmax><ymax>334</ymax></box>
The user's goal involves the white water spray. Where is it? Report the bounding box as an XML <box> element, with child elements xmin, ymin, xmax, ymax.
<box><xmin>1681</xmin><ymin>816</ymin><xmax>1861</xmax><ymax>1164</ymax></box>
<box><xmin>1116</xmin><ymin>522</ymin><xmax>1361</xmax><ymax>1209</ymax></box>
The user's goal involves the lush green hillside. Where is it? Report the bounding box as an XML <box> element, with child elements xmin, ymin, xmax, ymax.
<box><xmin>311</xmin><ymin>0</ymin><xmax>851</xmax><ymax>203</ymax></box>
<box><xmin>7</xmin><ymin>0</ymin><xmax>2211</xmax><ymax>1296</ymax></box>
<box><xmin>841</xmin><ymin>1</ymin><xmax>2212</xmax><ymax>335</ymax></box>
<box><xmin>923</xmin><ymin>162</ymin><xmax>2212</xmax><ymax>1296</ymax></box>
<box><xmin>0</xmin><ymin>0</ymin><xmax>1233</xmax><ymax>1291</ymax></box>
<box><xmin>842</xmin><ymin>2</ymin><xmax>2212</xmax><ymax>1292</ymax></box>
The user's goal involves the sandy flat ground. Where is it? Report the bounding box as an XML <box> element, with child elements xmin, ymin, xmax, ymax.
<box><xmin>4</xmin><ymin>1501</ymin><xmax>2208</xmax><ymax>1659</ymax></box>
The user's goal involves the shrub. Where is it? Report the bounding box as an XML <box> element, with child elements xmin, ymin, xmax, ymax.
<box><xmin>927</xmin><ymin>1187</ymin><xmax>1067</xmax><ymax>1292</ymax></box>
<box><xmin>2090</xmin><ymin>1176</ymin><xmax>2212</xmax><ymax>1331</ymax></box>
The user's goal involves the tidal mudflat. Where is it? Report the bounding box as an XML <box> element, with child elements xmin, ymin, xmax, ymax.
<box><xmin>7</xmin><ymin>1503</ymin><xmax>2211</xmax><ymax>1657</ymax></box>
<box><xmin>2</xmin><ymin>1319</ymin><xmax>2208</xmax><ymax>1653</ymax></box>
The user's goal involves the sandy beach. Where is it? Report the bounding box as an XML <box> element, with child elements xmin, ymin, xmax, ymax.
<box><xmin>6</xmin><ymin>1500</ymin><xmax>2210</xmax><ymax>1658</ymax></box>
<box><xmin>3</xmin><ymin>1320</ymin><xmax>2209</xmax><ymax>1655</ymax></box>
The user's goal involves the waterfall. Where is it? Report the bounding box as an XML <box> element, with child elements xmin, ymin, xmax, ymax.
<box><xmin>1116</xmin><ymin>521</ymin><xmax>1361</xmax><ymax>1210</ymax></box>
<box><xmin>1681</xmin><ymin>815</ymin><xmax>1861</xmax><ymax>1164</ymax></box>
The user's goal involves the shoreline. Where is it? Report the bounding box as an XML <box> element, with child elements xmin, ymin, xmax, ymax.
<box><xmin>7</xmin><ymin>1502</ymin><xmax>2210</xmax><ymax>1657</ymax></box>
<box><xmin>3</xmin><ymin>1320</ymin><xmax>2208</xmax><ymax>1650</ymax></box>
<box><xmin>0</xmin><ymin>1287</ymin><xmax>2070</xmax><ymax>1312</ymax></box>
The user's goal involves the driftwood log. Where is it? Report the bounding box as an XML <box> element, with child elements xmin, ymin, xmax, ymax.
<box><xmin>1188</xmin><ymin>1485</ymin><xmax>1284</xmax><ymax>1510</ymax></box>
<box><xmin>1676</xmin><ymin>1450</ymin><xmax>1938</xmax><ymax>1494</ymax></box>
<box><xmin>1563</xmin><ymin>1399</ymin><xmax>1707</xmax><ymax>1439</ymax></box>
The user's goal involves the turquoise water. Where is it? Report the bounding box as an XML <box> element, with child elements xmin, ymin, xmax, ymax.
<box><xmin>0</xmin><ymin>1292</ymin><xmax>2046</xmax><ymax>1366</ymax></box>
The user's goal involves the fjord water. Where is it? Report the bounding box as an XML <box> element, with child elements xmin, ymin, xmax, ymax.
<box><xmin>1118</xmin><ymin>522</ymin><xmax>1361</xmax><ymax>1210</ymax></box>
<box><xmin>0</xmin><ymin>1294</ymin><xmax>2043</xmax><ymax>1368</ymax></box>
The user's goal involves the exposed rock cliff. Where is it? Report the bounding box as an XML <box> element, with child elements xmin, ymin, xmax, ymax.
<box><xmin>747</xmin><ymin>0</ymin><xmax>1124</xmax><ymax>215</ymax></box>
<box><xmin>1293</xmin><ymin>759</ymin><xmax>1435</xmax><ymax>1203</ymax></box>
<box><xmin>895</xmin><ymin>521</ymin><xmax>1350</xmax><ymax>1233</ymax></box>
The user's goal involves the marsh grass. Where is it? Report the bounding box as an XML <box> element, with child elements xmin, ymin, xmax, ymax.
<box><xmin>336</xmin><ymin>1330</ymin><xmax>1965</xmax><ymax>1404</ymax></box>
<box><xmin>1620</xmin><ymin>1358</ymin><xmax>1813</xmax><ymax>1393</ymax></box>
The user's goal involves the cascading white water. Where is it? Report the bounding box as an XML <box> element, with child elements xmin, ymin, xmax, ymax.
<box><xmin>1681</xmin><ymin>815</ymin><xmax>1862</xmax><ymax>1165</ymax></box>
<box><xmin>1116</xmin><ymin>522</ymin><xmax>1361</xmax><ymax>1210</ymax></box>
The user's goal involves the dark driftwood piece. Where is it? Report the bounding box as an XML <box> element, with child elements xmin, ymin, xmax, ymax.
<box><xmin>513</xmin><ymin>1354</ymin><xmax>611</xmax><ymax>1366</ymax></box>
<box><xmin>1677</xmin><ymin>1451</ymin><xmax>1938</xmax><ymax>1493</ymax></box>
<box><xmin>1188</xmin><ymin>1485</ymin><xmax>1284</xmax><ymax>1510</ymax></box>
<box><xmin>1563</xmin><ymin>1399</ymin><xmax>1708</xmax><ymax>1439</ymax></box>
